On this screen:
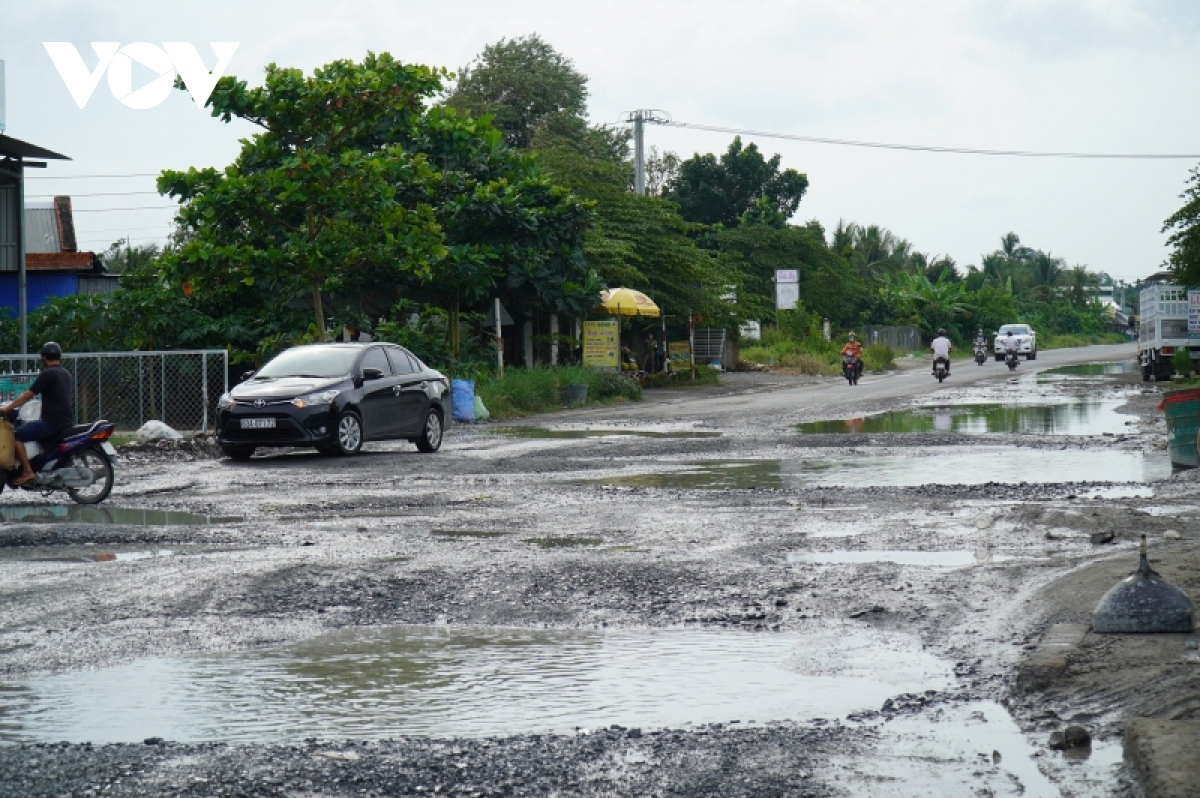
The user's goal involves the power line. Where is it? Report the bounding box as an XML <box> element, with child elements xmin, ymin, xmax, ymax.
<box><xmin>24</xmin><ymin>173</ymin><xmax>160</xmax><ymax>180</ymax></box>
<box><xmin>75</xmin><ymin>225</ymin><xmax>174</xmax><ymax>234</ymax></box>
<box><xmin>27</xmin><ymin>191</ymin><xmax>161</xmax><ymax>199</ymax></box>
<box><xmin>72</xmin><ymin>205</ymin><xmax>176</xmax><ymax>213</ymax></box>
<box><xmin>657</xmin><ymin>119</ymin><xmax>1200</xmax><ymax>160</ymax></box>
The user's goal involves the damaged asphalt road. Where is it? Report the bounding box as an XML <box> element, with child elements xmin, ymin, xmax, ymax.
<box><xmin>0</xmin><ymin>341</ymin><xmax>1193</xmax><ymax>797</ymax></box>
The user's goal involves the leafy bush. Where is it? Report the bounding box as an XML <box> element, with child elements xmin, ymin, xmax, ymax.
<box><xmin>467</xmin><ymin>366</ymin><xmax>642</xmax><ymax>419</ymax></box>
<box><xmin>1174</xmin><ymin>347</ymin><xmax>1193</xmax><ymax>377</ymax></box>
<box><xmin>863</xmin><ymin>343</ymin><xmax>896</xmax><ymax>371</ymax></box>
<box><xmin>644</xmin><ymin>365</ymin><xmax>721</xmax><ymax>388</ymax></box>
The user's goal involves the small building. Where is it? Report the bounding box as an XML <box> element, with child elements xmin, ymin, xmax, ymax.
<box><xmin>0</xmin><ymin>195</ymin><xmax>119</xmax><ymax>311</ymax></box>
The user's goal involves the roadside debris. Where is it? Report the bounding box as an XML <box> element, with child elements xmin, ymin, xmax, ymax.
<box><xmin>1092</xmin><ymin>535</ymin><xmax>1196</xmax><ymax>633</ymax></box>
<box><xmin>1048</xmin><ymin>725</ymin><xmax>1091</xmax><ymax>750</ymax></box>
<box><xmin>135</xmin><ymin>420</ymin><xmax>183</xmax><ymax>441</ymax></box>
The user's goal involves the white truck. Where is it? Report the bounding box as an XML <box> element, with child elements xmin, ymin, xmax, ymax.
<box><xmin>1138</xmin><ymin>282</ymin><xmax>1191</xmax><ymax>381</ymax></box>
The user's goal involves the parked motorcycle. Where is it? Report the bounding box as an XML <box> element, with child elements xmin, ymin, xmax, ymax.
<box><xmin>1</xmin><ymin>418</ymin><xmax>117</xmax><ymax>504</ymax></box>
<box><xmin>1005</xmin><ymin>351</ymin><xmax>1020</xmax><ymax>371</ymax></box>
<box><xmin>933</xmin><ymin>356</ymin><xmax>950</xmax><ymax>382</ymax></box>
<box><xmin>974</xmin><ymin>343</ymin><xmax>988</xmax><ymax>365</ymax></box>
<box><xmin>842</xmin><ymin>354</ymin><xmax>862</xmax><ymax>386</ymax></box>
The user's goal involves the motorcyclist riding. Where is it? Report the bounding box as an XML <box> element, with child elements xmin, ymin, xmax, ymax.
<box><xmin>931</xmin><ymin>328</ymin><xmax>952</xmax><ymax>376</ymax></box>
<box><xmin>0</xmin><ymin>342</ymin><xmax>74</xmax><ymax>486</ymax></box>
<box><xmin>1003</xmin><ymin>330</ymin><xmax>1019</xmax><ymax>357</ymax></box>
<box><xmin>974</xmin><ymin>328</ymin><xmax>986</xmax><ymax>347</ymax></box>
<box><xmin>841</xmin><ymin>333</ymin><xmax>864</xmax><ymax>378</ymax></box>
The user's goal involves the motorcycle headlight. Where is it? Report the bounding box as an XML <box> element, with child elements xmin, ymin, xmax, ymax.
<box><xmin>217</xmin><ymin>393</ymin><xmax>234</xmax><ymax>410</ymax></box>
<box><xmin>292</xmin><ymin>389</ymin><xmax>340</xmax><ymax>408</ymax></box>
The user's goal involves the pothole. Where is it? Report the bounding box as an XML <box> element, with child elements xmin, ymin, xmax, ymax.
<box><xmin>788</xmin><ymin>550</ymin><xmax>1019</xmax><ymax>567</ymax></box>
<box><xmin>490</xmin><ymin>427</ymin><xmax>721</xmax><ymax>439</ymax></box>
<box><xmin>524</xmin><ymin>536</ymin><xmax>604</xmax><ymax>549</ymax></box>
<box><xmin>0</xmin><ymin>506</ymin><xmax>241</xmax><ymax>526</ymax></box>
<box><xmin>590</xmin><ymin>449</ymin><xmax>1171</xmax><ymax>490</ymax></box>
<box><xmin>430</xmin><ymin>529</ymin><xmax>508</xmax><ymax>539</ymax></box>
<box><xmin>797</xmin><ymin>400</ymin><xmax>1132</xmax><ymax>436</ymax></box>
<box><xmin>0</xmin><ymin>624</ymin><xmax>953</xmax><ymax>743</ymax></box>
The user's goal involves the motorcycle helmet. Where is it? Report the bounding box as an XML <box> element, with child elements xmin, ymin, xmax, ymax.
<box><xmin>847</xmin><ymin>332</ymin><xmax>856</xmax><ymax>342</ymax></box>
<box><xmin>40</xmin><ymin>341</ymin><xmax>63</xmax><ymax>361</ymax></box>
<box><xmin>937</xmin><ymin>328</ymin><xmax>946</xmax><ymax>336</ymax></box>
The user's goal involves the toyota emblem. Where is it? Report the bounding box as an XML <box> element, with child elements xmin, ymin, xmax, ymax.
<box><xmin>254</xmin><ymin>399</ymin><xmax>266</xmax><ymax>408</ymax></box>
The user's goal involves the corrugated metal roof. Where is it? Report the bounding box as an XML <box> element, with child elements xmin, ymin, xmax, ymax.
<box><xmin>0</xmin><ymin>134</ymin><xmax>70</xmax><ymax>161</ymax></box>
<box><xmin>23</xmin><ymin>204</ymin><xmax>59</xmax><ymax>253</ymax></box>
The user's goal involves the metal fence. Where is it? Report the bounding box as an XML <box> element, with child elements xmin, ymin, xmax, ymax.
<box><xmin>861</xmin><ymin>325</ymin><xmax>922</xmax><ymax>352</ymax></box>
<box><xmin>0</xmin><ymin>350</ymin><xmax>229</xmax><ymax>433</ymax></box>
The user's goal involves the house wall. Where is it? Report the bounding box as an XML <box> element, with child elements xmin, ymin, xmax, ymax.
<box><xmin>0</xmin><ymin>271</ymin><xmax>80</xmax><ymax>312</ymax></box>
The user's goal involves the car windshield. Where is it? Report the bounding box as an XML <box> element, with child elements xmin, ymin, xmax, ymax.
<box><xmin>254</xmin><ymin>347</ymin><xmax>359</xmax><ymax>379</ymax></box>
<box><xmin>999</xmin><ymin>325</ymin><xmax>1030</xmax><ymax>335</ymax></box>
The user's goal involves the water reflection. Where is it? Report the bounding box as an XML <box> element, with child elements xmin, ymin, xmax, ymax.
<box><xmin>592</xmin><ymin>450</ymin><xmax>1171</xmax><ymax>490</ymax></box>
<box><xmin>0</xmin><ymin>625</ymin><xmax>952</xmax><ymax>743</ymax></box>
<box><xmin>798</xmin><ymin>401</ymin><xmax>1130</xmax><ymax>436</ymax></box>
<box><xmin>0</xmin><ymin>505</ymin><xmax>239</xmax><ymax>526</ymax></box>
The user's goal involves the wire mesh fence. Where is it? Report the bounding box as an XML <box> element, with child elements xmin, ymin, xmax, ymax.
<box><xmin>861</xmin><ymin>325</ymin><xmax>922</xmax><ymax>352</ymax></box>
<box><xmin>0</xmin><ymin>350</ymin><xmax>229</xmax><ymax>433</ymax></box>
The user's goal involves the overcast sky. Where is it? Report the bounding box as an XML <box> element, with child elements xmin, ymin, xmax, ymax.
<box><xmin>2</xmin><ymin>0</ymin><xmax>1198</xmax><ymax>280</ymax></box>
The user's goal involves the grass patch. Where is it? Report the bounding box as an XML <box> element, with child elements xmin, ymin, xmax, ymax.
<box><xmin>465</xmin><ymin>366</ymin><xmax>642</xmax><ymax>420</ymax></box>
<box><xmin>1040</xmin><ymin>332</ymin><xmax>1127</xmax><ymax>350</ymax></box>
<box><xmin>862</xmin><ymin>343</ymin><xmax>896</xmax><ymax>372</ymax></box>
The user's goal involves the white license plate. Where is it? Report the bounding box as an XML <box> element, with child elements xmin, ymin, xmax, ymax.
<box><xmin>101</xmin><ymin>442</ymin><xmax>117</xmax><ymax>457</ymax></box>
<box><xmin>240</xmin><ymin>418</ymin><xmax>276</xmax><ymax>429</ymax></box>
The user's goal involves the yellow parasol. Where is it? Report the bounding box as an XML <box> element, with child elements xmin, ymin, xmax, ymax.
<box><xmin>599</xmin><ymin>287</ymin><xmax>660</xmax><ymax>318</ymax></box>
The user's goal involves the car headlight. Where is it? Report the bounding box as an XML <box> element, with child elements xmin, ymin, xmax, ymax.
<box><xmin>217</xmin><ymin>392</ymin><xmax>233</xmax><ymax>410</ymax></box>
<box><xmin>292</xmin><ymin>389</ymin><xmax>340</xmax><ymax>408</ymax></box>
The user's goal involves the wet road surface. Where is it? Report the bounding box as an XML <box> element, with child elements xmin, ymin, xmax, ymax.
<box><xmin>0</xmin><ymin>341</ymin><xmax>1181</xmax><ymax>796</ymax></box>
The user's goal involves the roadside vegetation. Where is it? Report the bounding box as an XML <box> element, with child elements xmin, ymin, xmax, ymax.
<box><xmin>0</xmin><ymin>34</ymin><xmax>1175</xmax><ymax>397</ymax></box>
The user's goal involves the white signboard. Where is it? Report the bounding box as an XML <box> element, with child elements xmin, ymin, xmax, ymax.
<box><xmin>775</xmin><ymin>269</ymin><xmax>799</xmax><ymax>284</ymax></box>
<box><xmin>776</xmin><ymin>282</ymin><xmax>800</xmax><ymax>310</ymax></box>
<box><xmin>1189</xmin><ymin>289</ymin><xmax>1200</xmax><ymax>339</ymax></box>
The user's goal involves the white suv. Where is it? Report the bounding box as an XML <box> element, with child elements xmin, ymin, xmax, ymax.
<box><xmin>994</xmin><ymin>324</ymin><xmax>1037</xmax><ymax>361</ymax></box>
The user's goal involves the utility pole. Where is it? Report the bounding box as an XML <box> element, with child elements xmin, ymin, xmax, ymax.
<box><xmin>620</xmin><ymin>110</ymin><xmax>670</xmax><ymax>195</ymax></box>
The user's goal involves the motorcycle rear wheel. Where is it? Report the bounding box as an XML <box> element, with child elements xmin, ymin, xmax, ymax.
<box><xmin>66</xmin><ymin>448</ymin><xmax>114</xmax><ymax>505</ymax></box>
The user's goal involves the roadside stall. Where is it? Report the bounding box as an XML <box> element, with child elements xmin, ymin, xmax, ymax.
<box><xmin>584</xmin><ymin>288</ymin><xmax>662</xmax><ymax>378</ymax></box>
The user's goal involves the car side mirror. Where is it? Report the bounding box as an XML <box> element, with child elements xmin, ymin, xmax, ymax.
<box><xmin>241</xmin><ymin>370</ymin><xmax>256</xmax><ymax>382</ymax></box>
<box><xmin>363</xmin><ymin>367</ymin><xmax>385</xmax><ymax>381</ymax></box>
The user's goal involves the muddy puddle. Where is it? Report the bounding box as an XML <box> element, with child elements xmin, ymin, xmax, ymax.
<box><xmin>788</xmin><ymin>550</ymin><xmax>1017</xmax><ymax>567</ymax></box>
<box><xmin>0</xmin><ymin>505</ymin><xmax>240</xmax><ymax>526</ymax></box>
<box><xmin>430</xmin><ymin>529</ymin><xmax>507</xmax><ymax>539</ymax></box>
<box><xmin>0</xmin><ymin>546</ymin><xmax>181</xmax><ymax>563</ymax></box>
<box><xmin>490</xmin><ymin>426</ymin><xmax>720</xmax><ymax>440</ymax></box>
<box><xmin>798</xmin><ymin>400</ymin><xmax>1131</xmax><ymax>436</ymax></box>
<box><xmin>592</xmin><ymin>449</ymin><xmax>1171</xmax><ymax>490</ymax></box>
<box><xmin>836</xmin><ymin>700</ymin><xmax>1123</xmax><ymax>797</ymax></box>
<box><xmin>1040</xmin><ymin>361</ymin><xmax>1138</xmax><ymax>378</ymax></box>
<box><xmin>0</xmin><ymin>624</ymin><xmax>954</xmax><ymax>743</ymax></box>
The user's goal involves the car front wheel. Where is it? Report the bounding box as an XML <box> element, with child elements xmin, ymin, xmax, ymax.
<box><xmin>221</xmin><ymin>444</ymin><xmax>256</xmax><ymax>461</ymax></box>
<box><xmin>416</xmin><ymin>409</ymin><xmax>443</xmax><ymax>453</ymax></box>
<box><xmin>333</xmin><ymin>411</ymin><xmax>363</xmax><ymax>456</ymax></box>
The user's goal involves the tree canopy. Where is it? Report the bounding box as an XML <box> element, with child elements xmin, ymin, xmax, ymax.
<box><xmin>1165</xmin><ymin>166</ymin><xmax>1200</xmax><ymax>286</ymax></box>
<box><xmin>159</xmin><ymin>51</ymin><xmax>594</xmax><ymax>347</ymax></box>
<box><xmin>445</xmin><ymin>34</ymin><xmax>589</xmax><ymax>150</ymax></box>
<box><xmin>666</xmin><ymin>137</ymin><xmax>809</xmax><ymax>228</ymax></box>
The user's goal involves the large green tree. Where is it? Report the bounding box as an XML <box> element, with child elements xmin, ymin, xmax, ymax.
<box><xmin>160</xmin><ymin>52</ymin><xmax>593</xmax><ymax>348</ymax></box>
<box><xmin>666</xmin><ymin>137</ymin><xmax>809</xmax><ymax>228</ymax></box>
<box><xmin>445</xmin><ymin>34</ymin><xmax>588</xmax><ymax>149</ymax></box>
<box><xmin>1165</xmin><ymin>166</ymin><xmax>1200</xmax><ymax>285</ymax></box>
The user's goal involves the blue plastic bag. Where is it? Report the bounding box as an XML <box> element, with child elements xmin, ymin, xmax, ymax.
<box><xmin>451</xmin><ymin>379</ymin><xmax>476</xmax><ymax>423</ymax></box>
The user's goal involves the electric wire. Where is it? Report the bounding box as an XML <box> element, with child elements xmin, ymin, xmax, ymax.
<box><xmin>27</xmin><ymin>191</ymin><xmax>161</xmax><ymax>199</ymax></box>
<box><xmin>23</xmin><ymin>173</ymin><xmax>160</xmax><ymax>180</ymax></box>
<box><xmin>71</xmin><ymin>206</ymin><xmax>176</xmax><ymax>213</ymax></box>
<box><xmin>658</xmin><ymin>120</ymin><xmax>1200</xmax><ymax>160</ymax></box>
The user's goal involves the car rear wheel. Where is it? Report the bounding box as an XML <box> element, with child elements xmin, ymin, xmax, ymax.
<box><xmin>1027</xmin><ymin>350</ymin><xmax>1037</xmax><ymax>360</ymax></box>
<box><xmin>334</xmin><ymin>411</ymin><xmax>363</xmax><ymax>456</ymax></box>
<box><xmin>416</xmin><ymin>409</ymin><xmax>443</xmax><ymax>453</ymax></box>
<box><xmin>221</xmin><ymin>444</ymin><xmax>256</xmax><ymax>461</ymax></box>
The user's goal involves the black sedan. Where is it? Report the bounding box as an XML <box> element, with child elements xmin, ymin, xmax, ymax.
<box><xmin>216</xmin><ymin>343</ymin><xmax>450</xmax><ymax>460</ymax></box>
